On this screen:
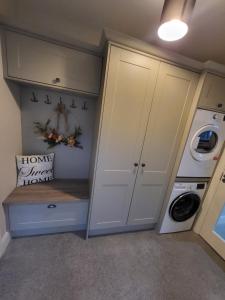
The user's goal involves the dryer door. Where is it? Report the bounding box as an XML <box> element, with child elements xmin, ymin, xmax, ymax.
<box><xmin>190</xmin><ymin>124</ymin><xmax>221</xmax><ymax>162</ymax></box>
<box><xmin>169</xmin><ymin>192</ymin><xmax>201</xmax><ymax>222</ymax></box>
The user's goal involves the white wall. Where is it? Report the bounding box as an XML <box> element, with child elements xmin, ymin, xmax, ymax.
<box><xmin>21</xmin><ymin>86</ymin><xmax>97</xmax><ymax>179</ymax></box>
<box><xmin>0</xmin><ymin>33</ymin><xmax>22</xmax><ymax>239</ymax></box>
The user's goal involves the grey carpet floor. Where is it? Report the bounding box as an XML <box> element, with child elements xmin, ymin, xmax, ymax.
<box><xmin>0</xmin><ymin>231</ymin><xmax>225</xmax><ymax>300</ymax></box>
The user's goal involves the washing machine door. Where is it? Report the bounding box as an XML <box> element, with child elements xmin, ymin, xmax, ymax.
<box><xmin>169</xmin><ymin>192</ymin><xmax>201</xmax><ymax>222</ymax></box>
<box><xmin>190</xmin><ymin>124</ymin><xmax>221</xmax><ymax>162</ymax></box>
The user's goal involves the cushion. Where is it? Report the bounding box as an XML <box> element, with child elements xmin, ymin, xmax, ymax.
<box><xmin>16</xmin><ymin>153</ymin><xmax>54</xmax><ymax>187</ymax></box>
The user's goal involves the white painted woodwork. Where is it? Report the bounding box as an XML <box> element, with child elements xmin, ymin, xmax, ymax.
<box><xmin>5</xmin><ymin>31</ymin><xmax>102</xmax><ymax>95</ymax></box>
<box><xmin>200</xmin><ymin>171</ymin><xmax>225</xmax><ymax>260</ymax></box>
<box><xmin>128</xmin><ymin>63</ymin><xmax>198</xmax><ymax>225</ymax></box>
<box><xmin>198</xmin><ymin>73</ymin><xmax>225</xmax><ymax>112</ymax></box>
<box><xmin>89</xmin><ymin>46</ymin><xmax>160</xmax><ymax>230</ymax></box>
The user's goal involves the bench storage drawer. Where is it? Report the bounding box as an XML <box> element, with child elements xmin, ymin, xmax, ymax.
<box><xmin>9</xmin><ymin>201</ymin><xmax>88</xmax><ymax>236</ymax></box>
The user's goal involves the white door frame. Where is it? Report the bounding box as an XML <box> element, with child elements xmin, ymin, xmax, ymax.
<box><xmin>194</xmin><ymin>144</ymin><xmax>225</xmax><ymax>260</ymax></box>
<box><xmin>194</xmin><ymin>144</ymin><xmax>225</xmax><ymax>233</ymax></box>
<box><xmin>200</xmin><ymin>178</ymin><xmax>225</xmax><ymax>260</ymax></box>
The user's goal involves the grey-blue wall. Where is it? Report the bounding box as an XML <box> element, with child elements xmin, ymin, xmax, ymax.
<box><xmin>21</xmin><ymin>85</ymin><xmax>97</xmax><ymax>179</ymax></box>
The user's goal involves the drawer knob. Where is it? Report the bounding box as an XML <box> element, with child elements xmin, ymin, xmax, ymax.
<box><xmin>218</xmin><ymin>103</ymin><xmax>223</xmax><ymax>108</ymax></box>
<box><xmin>53</xmin><ymin>77</ymin><xmax>61</xmax><ymax>83</ymax></box>
<box><xmin>48</xmin><ymin>204</ymin><xmax>56</xmax><ymax>208</ymax></box>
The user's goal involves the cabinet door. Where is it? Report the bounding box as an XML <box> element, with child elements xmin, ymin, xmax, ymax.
<box><xmin>5</xmin><ymin>31</ymin><xmax>101</xmax><ymax>95</ymax></box>
<box><xmin>198</xmin><ymin>73</ymin><xmax>225</xmax><ymax>112</ymax></box>
<box><xmin>89</xmin><ymin>46</ymin><xmax>159</xmax><ymax>230</ymax></box>
<box><xmin>128</xmin><ymin>63</ymin><xmax>198</xmax><ymax>225</ymax></box>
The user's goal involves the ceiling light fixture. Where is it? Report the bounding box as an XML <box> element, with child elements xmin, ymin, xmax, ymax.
<box><xmin>158</xmin><ymin>0</ymin><xmax>196</xmax><ymax>42</ymax></box>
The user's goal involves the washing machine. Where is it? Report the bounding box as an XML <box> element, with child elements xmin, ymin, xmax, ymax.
<box><xmin>177</xmin><ymin>109</ymin><xmax>225</xmax><ymax>178</ymax></box>
<box><xmin>159</xmin><ymin>181</ymin><xmax>207</xmax><ymax>233</ymax></box>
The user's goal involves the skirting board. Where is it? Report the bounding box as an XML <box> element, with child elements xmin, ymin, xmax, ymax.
<box><xmin>88</xmin><ymin>223</ymin><xmax>155</xmax><ymax>237</ymax></box>
<box><xmin>11</xmin><ymin>224</ymin><xmax>86</xmax><ymax>237</ymax></box>
<box><xmin>0</xmin><ymin>232</ymin><xmax>10</xmax><ymax>258</ymax></box>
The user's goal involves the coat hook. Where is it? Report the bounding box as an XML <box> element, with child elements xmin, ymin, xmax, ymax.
<box><xmin>70</xmin><ymin>99</ymin><xmax>77</xmax><ymax>109</ymax></box>
<box><xmin>56</xmin><ymin>96</ymin><xmax>66</xmax><ymax>113</ymax></box>
<box><xmin>30</xmin><ymin>92</ymin><xmax>38</xmax><ymax>103</ymax></box>
<box><xmin>44</xmin><ymin>95</ymin><xmax>52</xmax><ymax>105</ymax></box>
<box><xmin>82</xmin><ymin>101</ymin><xmax>88</xmax><ymax>111</ymax></box>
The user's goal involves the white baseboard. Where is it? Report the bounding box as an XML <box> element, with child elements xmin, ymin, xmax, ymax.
<box><xmin>0</xmin><ymin>232</ymin><xmax>11</xmax><ymax>258</ymax></box>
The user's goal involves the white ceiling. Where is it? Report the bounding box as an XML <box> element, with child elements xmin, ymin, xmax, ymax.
<box><xmin>1</xmin><ymin>0</ymin><xmax>225</xmax><ymax>64</ymax></box>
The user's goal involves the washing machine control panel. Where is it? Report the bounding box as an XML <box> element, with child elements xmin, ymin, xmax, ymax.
<box><xmin>197</xmin><ymin>183</ymin><xmax>206</xmax><ymax>189</ymax></box>
<box><xmin>174</xmin><ymin>182</ymin><xmax>207</xmax><ymax>192</ymax></box>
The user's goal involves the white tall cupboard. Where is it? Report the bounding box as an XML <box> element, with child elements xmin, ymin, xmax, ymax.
<box><xmin>88</xmin><ymin>44</ymin><xmax>198</xmax><ymax>234</ymax></box>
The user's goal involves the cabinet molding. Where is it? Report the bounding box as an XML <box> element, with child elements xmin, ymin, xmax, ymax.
<box><xmin>102</xmin><ymin>29</ymin><xmax>203</xmax><ymax>72</ymax></box>
<box><xmin>3</xmin><ymin>30</ymin><xmax>102</xmax><ymax>96</ymax></box>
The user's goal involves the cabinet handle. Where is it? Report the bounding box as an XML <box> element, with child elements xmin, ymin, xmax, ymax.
<box><xmin>134</xmin><ymin>163</ymin><xmax>138</xmax><ymax>167</ymax></box>
<box><xmin>141</xmin><ymin>163</ymin><xmax>146</xmax><ymax>167</ymax></box>
<box><xmin>47</xmin><ymin>204</ymin><xmax>56</xmax><ymax>209</ymax></box>
<box><xmin>53</xmin><ymin>77</ymin><xmax>61</xmax><ymax>83</ymax></box>
<box><xmin>218</xmin><ymin>103</ymin><xmax>223</xmax><ymax>108</ymax></box>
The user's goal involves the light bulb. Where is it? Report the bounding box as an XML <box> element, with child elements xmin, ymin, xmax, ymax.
<box><xmin>158</xmin><ymin>19</ymin><xmax>188</xmax><ymax>41</ymax></box>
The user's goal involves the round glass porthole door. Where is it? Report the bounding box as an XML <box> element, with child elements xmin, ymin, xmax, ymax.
<box><xmin>190</xmin><ymin>125</ymin><xmax>220</xmax><ymax>162</ymax></box>
<box><xmin>169</xmin><ymin>192</ymin><xmax>201</xmax><ymax>222</ymax></box>
<box><xmin>195</xmin><ymin>131</ymin><xmax>218</xmax><ymax>153</ymax></box>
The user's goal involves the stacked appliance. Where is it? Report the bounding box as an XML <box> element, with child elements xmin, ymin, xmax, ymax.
<box><xmin>159</xmin><ymin>109</ymin><xmax>225</xmax><ymax>233</ymax></box>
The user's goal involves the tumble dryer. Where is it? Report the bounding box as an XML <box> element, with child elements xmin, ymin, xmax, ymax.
<box><xmin>177</xmin><ymin>109</ymin><xmax>225</xmax><ymax>178</ymax></box>
<box><xmin>159</xmin><ymin>181</ymin><xmax>207</xmax><ymax>233</ymax></box>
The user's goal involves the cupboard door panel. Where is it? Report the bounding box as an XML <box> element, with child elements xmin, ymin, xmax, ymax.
<box><xmin>128</xmin><ymin>63</ymin><xmax>198</xmax><ymax>225</ymax></box>
<box><xmin>5</xmin><ymin>31</ymin><xmax>101</xmax><ymax>95</ymax></box>
<box><xmin>198</xmin><ymin>73</ymin><xmax>225</xmax><ymax>112</ymax></box>
<box><xmin>90</xmin><ymin>46</ymin><xmax>160</xmax><ymax>230</ymax></box>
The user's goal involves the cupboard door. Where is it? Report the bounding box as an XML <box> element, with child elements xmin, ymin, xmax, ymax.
<box><xmin>89</xmin><ymin>46</ymin><xmax>159</xmax><ymax>230</ymax></box>
<box><xmin>128</xmin><ymin>63</ymin><xmax>198</xmax><ymax>225</ymax></box>
<box><xmin>200</xmin><ymin>161</ymin><xmax>225</xmax><ymax>260</ymax></box>
<box><xmin>5</xmin><ymin>31</ymin><xmax>101</xmax><ymax>95</ymax></box>
<box><xmin>198</xmin><ymin>73</ymin><xmax>225</xmax><ymax>112</ymax></box>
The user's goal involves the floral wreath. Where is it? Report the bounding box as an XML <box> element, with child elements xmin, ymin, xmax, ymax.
<box><xmin>34</xmin><ymin>100</ymin><xmax>83</xmax><ymax>149</ymax></box>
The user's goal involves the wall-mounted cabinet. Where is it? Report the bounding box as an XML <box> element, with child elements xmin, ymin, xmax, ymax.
<box><xmin>4</xmin><ymin>31</ymin><xmax>102</xmax><ymax>96</ymax></box>
<box><xmin>198</xmin><ymin>73</ymin><xmax>225</xmax><ymax>112</ymax></box>
<box><xmin>88</xmin><ymin>45</ymin><xmax>199</xmax><ymax>234</ymax></box>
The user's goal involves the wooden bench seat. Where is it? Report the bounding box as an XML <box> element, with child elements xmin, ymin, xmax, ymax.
<box><xmin>4</xmin><ymin>179</ymin><xmax>90</xmax><ymax>204</ymax></box>
<box><xmin>3</xmin><ymin>179</ymin><xmax>90</xmax><ymax>237</ymax></box>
